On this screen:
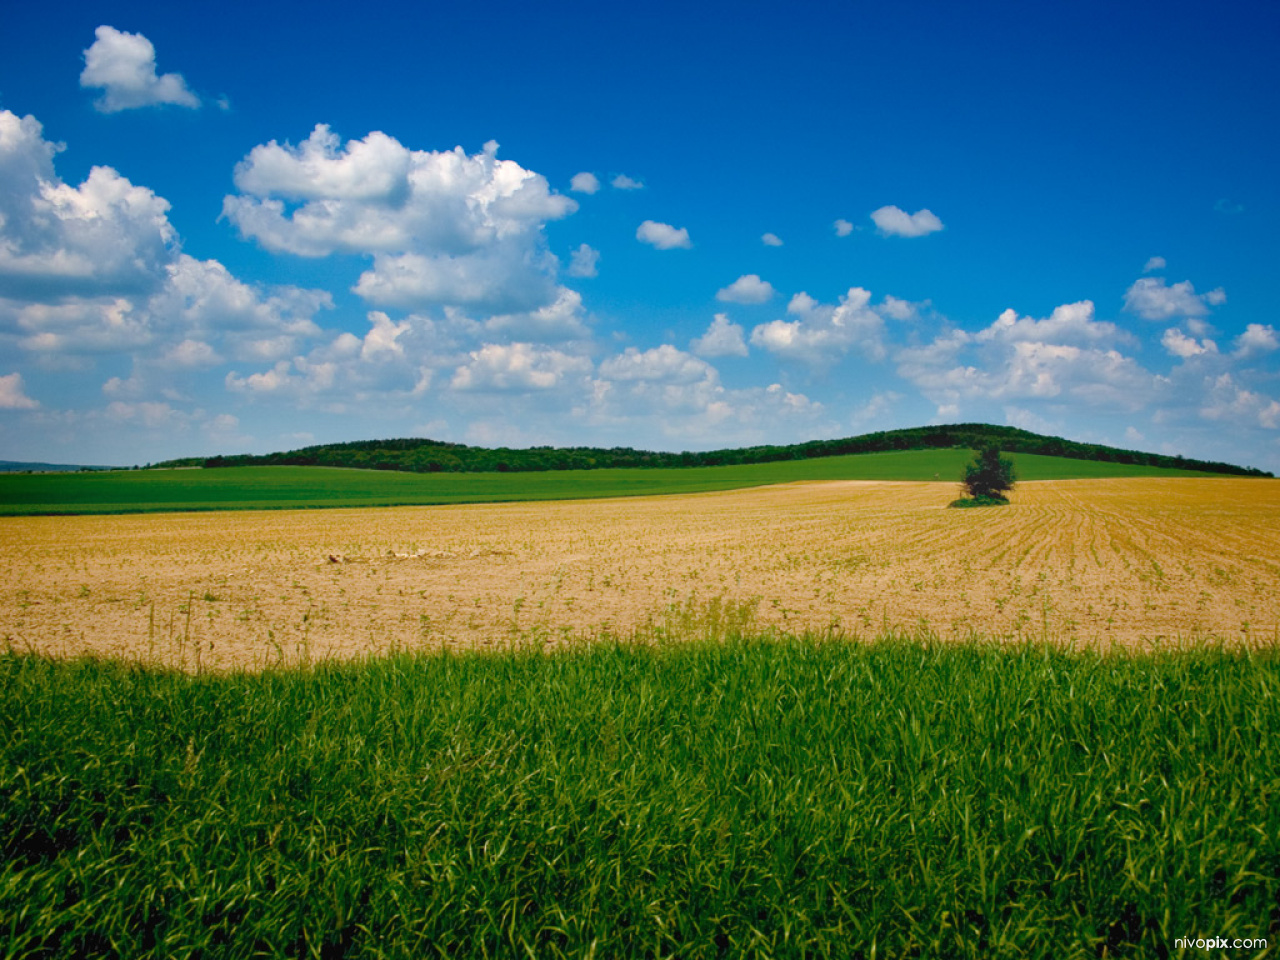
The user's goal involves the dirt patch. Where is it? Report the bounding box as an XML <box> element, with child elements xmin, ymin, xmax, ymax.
<box><xmin>2</xmin><ymin>477</ymin><xmax>1278</xmax><ymax>670</ymax></box>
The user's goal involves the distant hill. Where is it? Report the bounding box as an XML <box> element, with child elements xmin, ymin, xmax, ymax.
<box><xmin>152</xmin><ymin>424</ymin><xmax>1273</xmax><ymax>479</ymax></box>
<box><xmin>0</xmin><ymin>460</ymin><xmax>118</xmax><ymax>473</ymax></box>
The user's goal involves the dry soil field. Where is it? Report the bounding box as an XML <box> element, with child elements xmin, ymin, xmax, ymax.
<box><xmin>3</xmin><ymin>476</ymin><xmax>1279</xmax><ymax>670</ymax></box>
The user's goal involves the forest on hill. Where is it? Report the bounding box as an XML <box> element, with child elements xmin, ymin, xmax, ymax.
<box><xmin>152</xmin><ymin>424</ymin><xmax>1272</xmax><ymax>478</ymax></box>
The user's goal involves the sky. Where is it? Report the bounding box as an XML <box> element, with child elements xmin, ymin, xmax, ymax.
<box><xmin>1</xmin><ymin>0</ymin><xmax>1278</xmax><ymax>470</ymax></box>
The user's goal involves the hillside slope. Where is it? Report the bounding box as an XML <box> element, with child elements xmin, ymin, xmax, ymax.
<box><xmin>155</xmin><ymin>423</ymin><xmax>1271</xmax><ymax>478</ymax></box>
<box><xmin>3</xmin><ymin>449</ymin><xmax>1247</xmax><ymax>517</ymax></box>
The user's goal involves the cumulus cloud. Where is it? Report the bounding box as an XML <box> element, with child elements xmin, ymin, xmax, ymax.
<box><xmin>223</xmin><ymin>127</ymin><xmax>577</xmax><ymax>313</ymax></box>
<box><xmin>224</xmin><ymin>308</ymin><xmax>458</xmax><ymax>410</ymax></box>
<box><xmin>599</xmin><ymin>345</ymin><xmax>714</xmax><ymax>384</ymax></box>
<box><xmin>1123</xmin><ymin>277</ymin><xmax>1226</xmax><ymax>321</ymax></box>
<box><xmin>761</xmin><ymin>232</ymin><xmax>783</xmax><ymax>247</ymax></box>
<box><xmin>977</xmin><ymin>301</ymin><xmax>1128</xmax><ymax>347</ymax></box>
<box><xmin>80</xmin><ymin>26</ymin><xmax>200</xmax><ymax>112</ymax></box>
<box><xmin>715</xmin><ymin>274</ymin><xmax>774</xmax><ymax>304</ymax></box>
<box><xmin>584</xmin><ymin>348</ymin><xmax>822</xmax><ymax>444</ymax></box>
<box><xmin>851</xmin><ymin>391</ymin><xmax>899</xmax><ymax>428</ymax></box>
<box><xmin>0</xmin><ymin>372</ymin><xmax>38</xmax><ymax>409</ymax></box>
<box><xmin>611</xmin><ymin>174</ymin><xmax>643</xmax><ymax>190</ymax></box>
<box><xmin>0</xmin><ymin>112</ymin><xmax>332</xmax><ymax>380</ymax></box>
<box><xmin>636</xmin><ymin>220</ymin><xmax>691</xmax><ymax>250</ymax></box>
<box><xmin>162</xmin><ymin>338</ymin><xmax>221</xmax><ymax>368</ymax></box>
<box><xmin>0</xmin><ymin>111</ymin><xmax>177</xmax><ymax>301</ymax></box>
<box><xmin>567</xmin><ymin>243</ymin><xmax>599</xmax><ymax>278</ymax></box>
<box><xmin>351</xmin><ymin>246</ymin><xmax>560</xmax><ymax>314</ymax></box>
<box><xmin>1143</xmin><ymin>256</ymin><xmax>1167</xmax><ymax>273</ymax></box>
<box><xmin>359</xmin><ymin>311</ymin><xmax>410</xmax><ymax>360</ymax></box>
<box><xmin>877</xmin><ymin>296</ymin><xmax>924</xmax><ymax>322</ymax></box>
<box><xmin>451</xmin><ymin>342</ymin><xmax>592</xmax><ymax>392</ymax></box>
<box><xmin>104</xmin><ymin>399</ymin><xmax>196</xmax><ymax>429</ymax></box>
<box><xmin>146</xmin><ymin>255</ymin><xmax>330</xmax><ymax>362</ymax></box>
<box><xmin>482</xmin><ymin>287</ymin><xmax>591</xmax><ymax>342</ymax></box>
<box><xmin>1161</xmin><ymin>328</ymin><xmax>1217</xmax><ymax>359</ymax></box>
<box><xmin>569</xmin><ymin>172</ymin><xmax>600</xmax><ymax>194</ymax></box>
<box><xmin>749</xmin><ymin>288</ymin><xmax>887</xmax><ymax>368</ymax></box>
<box><xmin>895</xmin><ymin>302</ymin><xmax>1157</xmax><ymax>413</ymax></box>
<box><xmin>1233</xmin><ymin>324</ymin><xmax>1279</xmax><ymax>358</ymax></box>
<box><xmin>691</xmin><ymin>313</ymin><xmax>748</xmax><ymax>358</ymax></box>
<box><xmin>1201</xmin><ymin>374</ymin><xmax>1280</xmax><ymax>429</ymax></box>
<box><xmin>870</xmin><ymin>205</ymin><xmax>944</xmax><ymax>238</ymax></box>
<box><xmin>833</xmin><ymin>219</ymin><xmax>854</xmax><ymax>237</ymax></box>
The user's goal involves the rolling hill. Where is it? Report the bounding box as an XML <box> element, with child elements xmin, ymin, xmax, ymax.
<box><xmin>155</xmin><ymin>423</ymin><xmax>1271</xmax><ymax>478</ymax></box>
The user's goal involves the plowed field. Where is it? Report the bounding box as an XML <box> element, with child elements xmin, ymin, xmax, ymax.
<box><xmin>3</xmin><ymin>477</ymin><xmax>1278</xmax><ymax>669</ymax></box>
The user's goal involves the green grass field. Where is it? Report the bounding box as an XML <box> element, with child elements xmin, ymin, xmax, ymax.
<box><xmin>0</xmin><ymin>449</ymin><xmax>1217</xmax><ymax>515</ymax></box>
<box><xmin>2</xmin><ymin>634</ymin><xmax>1276</xmax><ymax>959</ymax></box>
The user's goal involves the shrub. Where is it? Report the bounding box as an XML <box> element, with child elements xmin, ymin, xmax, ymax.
<box><xmin>956</xmin><ymin>446</ymin><xmax>1016</xmax><ymax>505</ymax></box>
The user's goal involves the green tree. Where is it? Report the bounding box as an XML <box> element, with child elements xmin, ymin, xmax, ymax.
<box><xmin>962</xmin><ymin>446</ymin><xmax>1016</xmax><ymax>501</ymax></box>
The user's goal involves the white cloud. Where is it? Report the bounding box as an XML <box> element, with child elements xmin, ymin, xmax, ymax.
<box><xmin>636</xmin><ymin>220</ymin><xmax>691</xmax><ymax>250</ymax></box>
<box><xmin>1201</xmin><ymin>374</ymin><xmax>1280</xmax><ymax>429</ymax></box>
<box><xmin>715</xmin><ymin>274</ymin><xmax>774</xmax><ymax>304</ymax></box>
<box><xmin>691</xmin><ymin>313</ymin><xmax>748</xmax><ymax>358</ymax></box>
<box><xmin>833</xmin><ymin>219</ymin><xmax>854</xmax><ymax>237</ymax></box>
<box><xmin>222</xmin><ymin>308</ymin><xmax>457</xmax><ymax>410</ymax></box>
<box><xmin>1123</xmin><ymin>277</ymin><xmax>1225</xmax><ymax>321</ymax></box>
<box><xmin>231</xmin><ymin>126</ymin><xmax>410</xmax><ymax>202</ymax></box>
<box><xmin>851</xmin><ymin>391</ymin><xmax>899</xmax><ymax>428</ymax></box>
<box><xmin>225</xmin><ymin>357</ymin><xmax>340</xmax><ymax>402</ymax></box>
<box><xmin>749</xmin><ymin>287</ymin><xmax>886</xmax><ymax>368</ymax></box>
<box><xmin>0</xmin><ymin>372</ymin><xmax>38</xmax><ymax>409</ymax></box>
<box><xmin>2</xmin><ymin>255</ymin><xmax>330</xmax><ymax>388</ymax></box>
<box><xmin>80</xmin><ymin>26</ymin><xmax>200</xmax><ymax>112</ymax></box>
<box><xmin>611</xmin><ymin>174</ymin><xmax>643</xmax><ymax>190</ymax></box>
<box><xmin>162</xmin><ymin>339</ymin><xmax>221</xmax><ymax>368</ymax></box>
<box><xmin>227</xmin><ymin>130</ymin><xmax>577</xmax><ymax>251</ymax></box>
<box><xmin>1161</xmin><ymin>328</ymin><xmax>1217</xmax><ymax>359</ymax></box>
<box><xmin>870</xmin><ymin>205</ymin><xmax>944</xmax><ymax>238</ymax></box>
<box><xmin>360</xmin><ymin>311</ymin><xmax>410</xmax><ymax>360</ymax></box>
<box><xmin>3</xmin><ymin>297</ymin><xmax>149</xmax><ymax>356</ymax></box>
<box><xmin>1143</xmin><ymin>256</ymin><xmax>1166</xmax><ymax>273</ymax></box>
<box><xmin>977</xmin><ymin>301</ymin><xmax>1127</xmax><ymax>347</ymax></box>
<box><xmin>224</xmin><ymin>127</ymin><xmax>577</xmax><ymax>313</ymax></box>
<box><xmin>569</xmin><ymin>172</ymin><xmax>600</xmax><ymax>194</ymax></box>
<box><xmin>896</xmin><ymin>302</ymin><xmax>1158</xmax><ymax>413</ymax></box>
<box><xmin>1233</xmin><ymin>324</ymin><xmax>1279</xmax><ymax>358</ymax></box>
<box><xmin>482</xmin><ymin>287</ymin><xmax>591</xmax><ymax>342</ymax></box>
<box><xmin>567</xmin><ymin>243</ymin><xmax>599</xmax><ymax>278</ymax></box>
<box><xmin>104</xmin><ymin>399</ymin><xmax>192</xmax><ymax>429</ymax></box>
<box><xmin>1003</xmin><ymin>405</ymin><xmax>1060</xmax><ymax>436</ymax></box>
<box><xmin>146</xmin><ymin>255</ymin><xmax>330</xmax><ymax>362</ymax></box>
<box><xmin>599</xmin><ymin>345</ymin><xmax>714</xmax><ymax>384</ymax></box>
<box><xmin>352</xmin><ymin>245</ymin><xmax>560</xmax><ymax>314</ymax></box>
<box><xmin>877</xmin><ymin>295</ymin><xmax>924</xmax><ymax>322</ymax></box>
<box><xmin>582</xmin><ymin>345</ymin><xmax>822</xmax><ymax>443</ymax></box>
<box><xmin>0</xmin><ymin>111</ymin><xmax>176</xmax><ymax>300</ymax></box>
<box><xmin>761</xmin><ymin>232</ymin><xmax>783</xmax><ymax>247</ymax></box>
<box><xmin>0</xmin><ymin>113</ymin><xmax>331</xmax><ymax>378</ymax></box>
<box><xmin>450</xmin><ymin>343</ymin><xmax>592</xmax><ymax>392</ymax></box>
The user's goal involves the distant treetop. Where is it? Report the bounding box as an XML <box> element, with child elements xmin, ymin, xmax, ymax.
<box><xmin>149</xmin><ymin>424</ymin><xmax>1272</xmax><ymax>479</ymax></box>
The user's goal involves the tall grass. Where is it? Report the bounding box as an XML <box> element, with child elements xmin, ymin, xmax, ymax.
<box><xmin>2</xmin><ymin>635</ymin><xmax>1277</xmax><ymax>958</ymax></box>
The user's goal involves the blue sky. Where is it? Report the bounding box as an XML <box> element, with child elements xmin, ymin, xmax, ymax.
<box><xmin>1</xmin><ymin>0</ymin><xmax>1278</xmax><ymax>469</ymax></box>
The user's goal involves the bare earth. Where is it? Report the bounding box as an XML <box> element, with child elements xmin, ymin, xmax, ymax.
<box><xmin>3</xmin><ymin>477</ymin><xmax>1279</xmax><ymax>670</ymax></box>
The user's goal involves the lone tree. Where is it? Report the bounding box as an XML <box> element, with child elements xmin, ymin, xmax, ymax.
<box><xmin>961</xmin><ymin>445</ymin><xmax>1016</xmax><ymax>503</ymax></box>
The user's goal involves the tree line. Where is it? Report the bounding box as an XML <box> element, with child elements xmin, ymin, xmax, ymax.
<box><xmin>148</xmin><ymin>424</ymin><xmax>1272</xmax><ymax>478</ymax></box>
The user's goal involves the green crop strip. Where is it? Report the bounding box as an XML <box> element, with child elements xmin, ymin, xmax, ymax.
<box><xmin>0</xmin><ymin>449</ymin><xmax>1218</xmax><ymax>516</ymax></box>
<box><xmin>3</xmin><ymin>635</ymin><xmax>1277</xmax><ymax>958</ymax></box>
